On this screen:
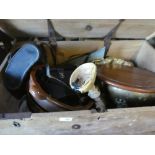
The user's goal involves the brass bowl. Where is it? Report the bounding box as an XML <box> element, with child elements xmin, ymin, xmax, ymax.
<box><xmin>97</xmin><ymin>65</ymin><xmax>155</xmax><ymax>108</ymax></box>
<box><xmin>105</xmin><ymin>85</ymin><xmax>155</xmax><ymax>108</ymax></box>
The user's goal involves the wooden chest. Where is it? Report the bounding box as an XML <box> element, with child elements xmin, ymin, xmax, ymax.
<box><xmin>0</xmin><ymin>19</ymin><xmax>155</xmax><ymax>134</ymax></box>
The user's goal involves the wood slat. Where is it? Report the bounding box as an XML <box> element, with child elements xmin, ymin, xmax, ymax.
<box><xmin>11</xmin><ymin>40</ymin><xmax>142</xmax><ymax>64</ymax></box>
<box><xmin>1</xmin><ymin>19</ymin><xmax>155</xmax><ymax>39</ymax></box>
<box><xmin>56</xmin><ymin>40</ymin><xmax>143</xmax><ymax>64</ymax></box>
<box><xmin>56</xmin><ymin>40</ymin><xmax>104</xmax><ymax>64</ymax></box>
<box><xmin>108</xmin><ymin>40</ymin><xmax>143</xmax><ymax>61</ymax></box>
<box><xmin>1</xmin><ymin>106</ymin><xmax>155</xmax><ymax>134</ymax></box>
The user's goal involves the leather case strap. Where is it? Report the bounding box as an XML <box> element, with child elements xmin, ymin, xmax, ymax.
<box><xmin>103</xmin><ymin>19</ymin><xmax>125</xmax><ymax>57</ymax></box>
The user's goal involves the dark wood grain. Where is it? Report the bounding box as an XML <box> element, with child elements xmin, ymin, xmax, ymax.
<box><xmin>97</xmin><ymin>65</ymin><xmax>155</xmax><ymax>93</ymax></box>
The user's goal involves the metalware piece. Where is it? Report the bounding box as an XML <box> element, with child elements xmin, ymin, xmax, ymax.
<box><xmin>97</xmin><ymin>64</ymin><xmax>155</xmax><ymax>108</ymax></box>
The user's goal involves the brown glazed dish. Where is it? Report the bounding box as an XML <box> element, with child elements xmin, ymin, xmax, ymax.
<box><xmin>28</xmin><ymin>66</ymin><xmax>94</xmax><ymax>112</ymax></box>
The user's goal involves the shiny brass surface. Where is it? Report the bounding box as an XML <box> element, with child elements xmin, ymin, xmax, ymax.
<box><xmin>97</xmin><ymin>62</ymin><xmax>155</xmax><ymax>108</ymax></box>
<box><xmin>106</xmin><ymin>85</ymin><xmax>155</xmax><ymax>108</ymax></box>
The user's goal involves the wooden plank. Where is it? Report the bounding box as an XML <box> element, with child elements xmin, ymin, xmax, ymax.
<box><xmin>54</xmin><ymin>19</ymin><xmax>155</xmax><ymax>39</ymax></box>
<box><xmin>0</xmin><ymin>78</ymin><xmax>19</xmax><ymax>113</ymax></box>
<box><xmin>108</xmin><ymin>40</ymin><xmax>143</xmax><ymax>61</ymax></box>
<box><xmin>12</xmin><ymin>40</ymin><xmax>142</xmax><ymax>64</ymax></box>
<box><xmin>1</xmin><ymin>19</ymin><xmax>155</xmax><ymax>39</ymax></box>
<box><xmin>56</xmin><ymin>40</ymin><xmax>143</xmax><ymax>63</ymax></box>
<box><xmin>56</xmin><ymin>40</ymin><xmax>104</xmax><ymax>64</ymax></box>
<box><xmin>1</xmin><ymin>106</ymin><xmax>155</xmax><ymax>134</ymax></box>
<box><xmin>135</xmin><ymin>41</ymin><xmax>155</xmax><ymax>73</ymax></box>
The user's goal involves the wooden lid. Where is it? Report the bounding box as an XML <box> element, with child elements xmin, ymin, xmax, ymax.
<box><xmin>97</xmin><ymin>65</ymin><xmax>155</xmax><ymax>93</ymax></box>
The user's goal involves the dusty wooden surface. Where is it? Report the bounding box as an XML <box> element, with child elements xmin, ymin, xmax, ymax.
<box><xmin>136</xmin><ymin>41</ymin><xmax>155</xmax><ymax>72</ymax></box>
<box><xmin>0</xmin><ymin>106</ymin><xmax>155</xmax><ymax>134</ymax></box>
<box><xmin>56</xmin><ymin>40</ymin><xmax>143</xmax><ymax>63</ymax></box>
<box><xmin>1</xmin><ymin>19</ymin><xmax>155</xmax><ymax>39</ymax></box>
<box><xmin>6</xmin><ymin>40</ymin><xmax>142</xmax><ymax>64</ymax></box>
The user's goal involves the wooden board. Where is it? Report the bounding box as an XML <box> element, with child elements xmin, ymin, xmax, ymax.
<box><xmin>56</xmin><ymin>40</ymin><xmax>143</xmax><ymax>63</ymax></box>
<box><xmin>1</xmin><ymin>106</ymin><xmax>155</xmax><ymax>134</ymax></box>
<box><xmin>11</xmin><ymin>40</ymin><xmax>142</xmax><ymax>64</ymax></box>
<box><xmin>1</xmin><ymin>19</ymin><xmax>155</xmax><ymax>39</ymax></box>
<box><xmin>108</xmin><ymin>40</ymin><xmax>142</xmax><ymax>60</ymax></box>
<box><xmin>56</xmin><ymin>40</ymin><xmax>104</xmax><ymax>64</ymax></box>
